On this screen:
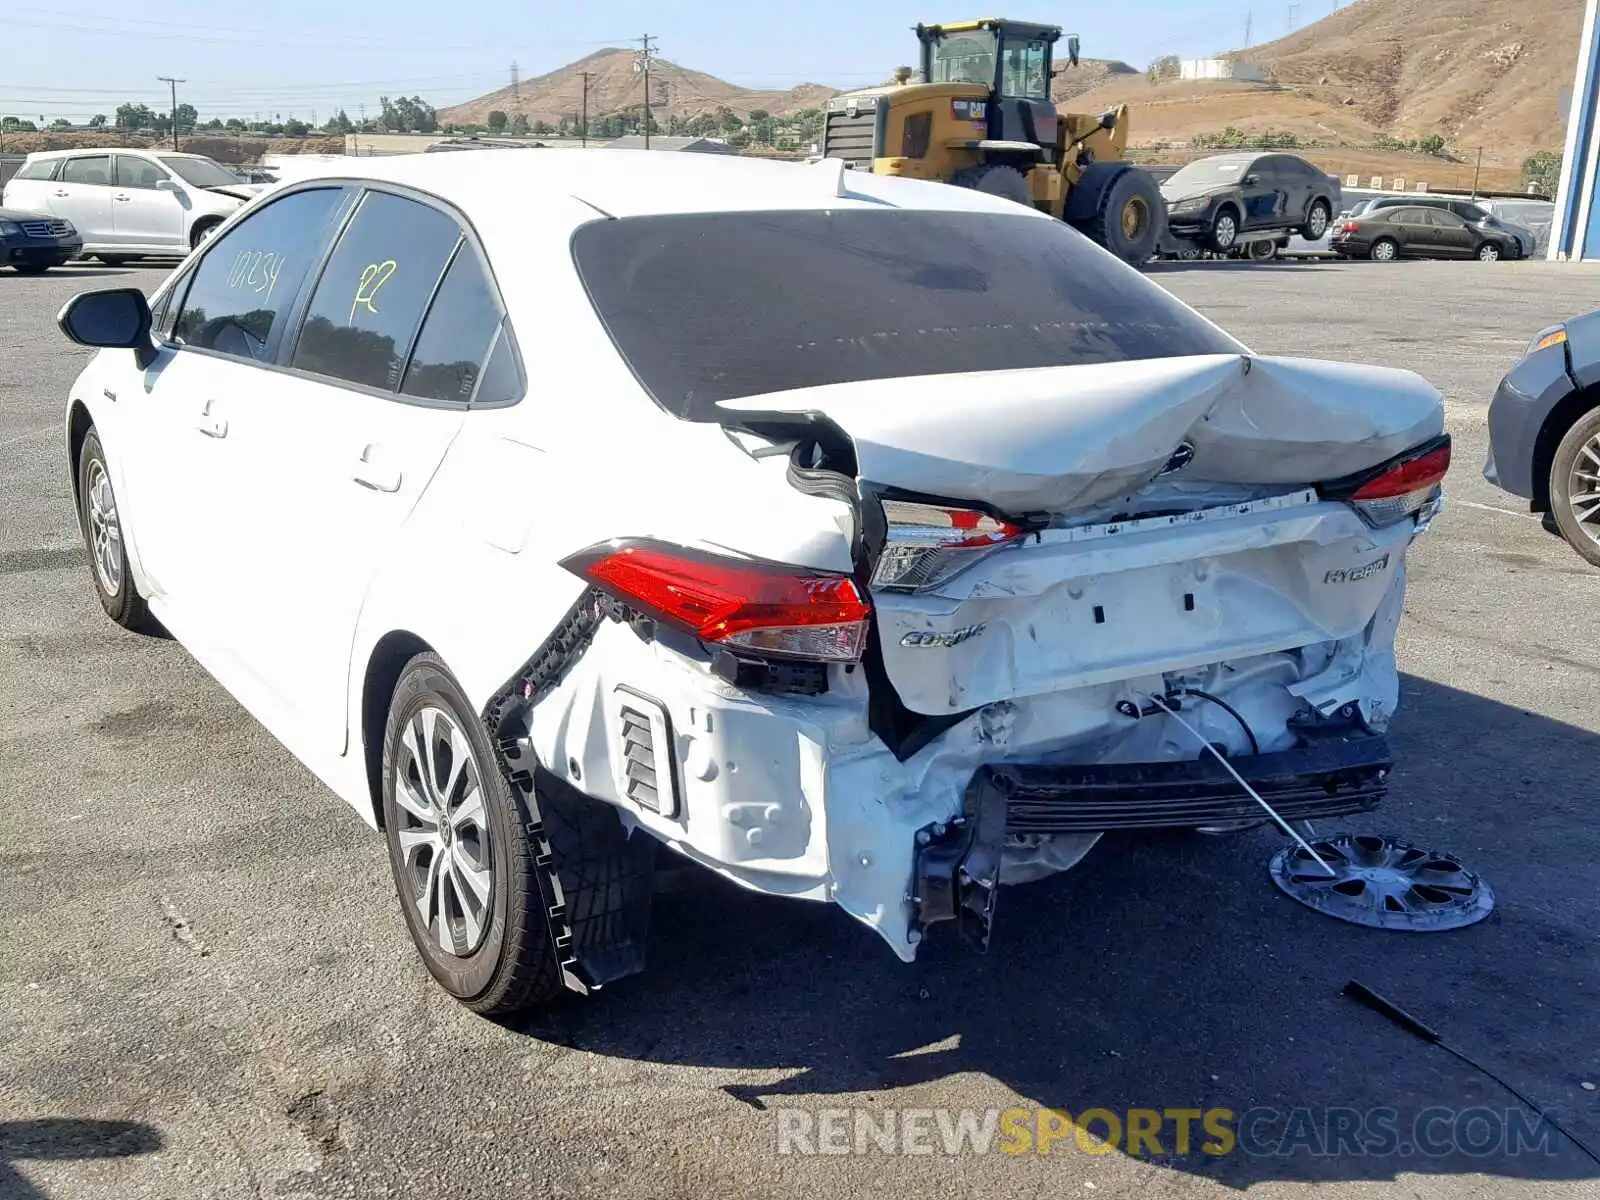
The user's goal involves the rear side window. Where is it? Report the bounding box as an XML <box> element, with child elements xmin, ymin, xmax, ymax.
<box><xmin>399</xmin><ymin>243</ymin><xmax>509</xmax><ymax>403</ymax></box>
<box><xmin>61</xmin><ymin>156</ymin><xmax>111</xmax><ymax>186</ymax></box>
<box><xmin>15</xmin><ymin>159</ymin><xmax>57</xmax><ymax>181</ymax></box>
<box><xmin>572</xmin><ymin>209</ymin><xmax>1241</xmax><ymax>419</ymax></box>
<box><xmin>172</xmin><ymin>187</ymin><xmax>346</xmax><ymax>361</ymax></box>
<box><xmin>291</xmin><ymin>190</ymin><xmax>462</xmax><ymax>392</ymax></box>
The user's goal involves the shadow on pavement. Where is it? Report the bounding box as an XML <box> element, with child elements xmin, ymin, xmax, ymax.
<box><xmin>0</xmin><ymin>1120</ymin><xmax>163</xmax><ymax>1199</ymax></box>
<box><xmin>515</xmin><ymin>674</ymin><xmax>1600</xmax><ymax>1191</ymax></box>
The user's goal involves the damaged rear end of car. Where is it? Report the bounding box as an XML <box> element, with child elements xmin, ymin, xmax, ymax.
<box><xmin>494</xmin><ymin>201</ymin><xmax>1447</xmax><ymax>979</ymax></box>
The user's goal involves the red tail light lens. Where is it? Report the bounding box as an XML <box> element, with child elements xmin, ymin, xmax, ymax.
<box><xmin>1324</xmin><ymin>437</ymin><xmax>1450</xmax><ymax>528</ymax></box>
<box><xmin>871</xmin><ymin>500</ymin><xmax>1029</xmax><ymax>592</ymax></box>
<box><xmin>1339</xmin><ymin>221</ymin><xmax>1360</xmax><ymax>233</ymax></box>
<box><xmin>563</xmin><ymin>540</ymin><xmax>871</xmax><ymax>662</ymax></box>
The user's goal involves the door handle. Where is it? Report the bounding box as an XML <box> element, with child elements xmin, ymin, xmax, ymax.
<box><xmin>196</xmin><ymin>399</ymin><xmax>228</xmax><ymax>438</ymax></box>
<box><xmin>53</xmin><ymin>190</ymin><xmax>69</xmax><ymax>197</ymax></box>
<box><xmin>352</xmin><ymin>447</ymin><xmax>402</xmax><ymax>493</ymax></box>
<box><xmin>113</xmin><ymin>194</ymin><xmax>132</xmax><ymax>202</ymax></box>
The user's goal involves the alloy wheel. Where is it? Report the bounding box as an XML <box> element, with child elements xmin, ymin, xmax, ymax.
<box><xmin>1306</xmin><ymin>205</ymin><xmax>1328</xmax><ymax>239</ymax></box>
<box><xmin>1213</xmin><ymin>213</ymin><xmax>1237</xmax><ymax>248</ymax></box>
<box><xmin>1373</xmin><ymin>240</ymin><xmax>1397</xmax><ymax>262</ymax></box>
<box><xmin>1566</xmin><ymin>434</ymin><xmax>1600</xmax><ymax>549</ymax></box>
<box><xmin>392</xmin><ymin>705</ymin><xmax>495</xmax><ymax>956</ymax></box>
<box><xmin>1478</xmin><ymin>244</ymin><xmax>1500</xmax><ymax>262</ymax></box>
<box><xmin>85</xmin><ymin>458</ymin><xmax>123</xmax><ymax>596</ymax></box>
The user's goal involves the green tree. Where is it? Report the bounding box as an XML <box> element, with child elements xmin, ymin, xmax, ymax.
<box><xmin>323</xmin><ymin>109</ymin><xmax>353</xmax><ymax>134</ymax></box>
<box><xmin>1523</xmin><ymin>149</ymin><xmax>1563</xmax><ymax>194</ymax></box>
<box><xmin>531</xmin><ymin>118</ymin><xmax>551</xmax><ymax>136</ymax></box>
<box><xmin>748</xmin><ymin>108</ymin><xmax>770</xmax><ymax>123</ymax></box>
<box><xmin>88</xmin><ymin>113</ymin><xmax>107</xmax><ymax>128</ymax></box>
<box><xmin>174</xmin><ymin>102</ymin><xmax>198</xmax><ymax>133</ymax></box>
<box><xmin>284</xmin><ymin>118</ymin><xmax>310</xmax><ymax>137</ymax></box>
<box><xmin>1</xmin><ymin>117</ymin><xmax>39</xmax><ymax>132</ymax></box>
<box><xmin>225</xmin><ymin>117</ymin><xmax>247</xmax><ymax>132</ymax></box>
<box><xmin>487</xmin><ymin>109</ymin><xmax>508</xmax><ymax>133</ymax></box>
<box><xmin>49</xmin><ymin>118</ymin><xmax>71</xmax><ymax>130</ymax></box>
<box><xmin>115</xmin><ymin>102</ymin><xmax>157</xmax><ymax>131</ymax></box>
<box><xmin>509</xmin><ymin>113</ymin><xmax>530</xmax><ymax>136</ymax></box>
<box><xmin>204</xmin><ymin>118</ymin><xmax>224</xmax><ymax>130</ymax></box>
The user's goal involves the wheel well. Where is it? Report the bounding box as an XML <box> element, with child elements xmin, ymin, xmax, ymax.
<box><xmin>361</xmin><ymin>630</ymin><xmax>435</xmax><ymax>826</ymax></box>
<box><xmin>67</xmin><ymin>401</ymin><xmax>93</xmax><ymax>517</ymax></box>
<box><xmin>1531</xmin><ymin>384</ymin><xmax>1600</xmax><ymax>512</ymax></box>
<box><xmin>189</xmin><ymin>216</ymin><xmax>223</xmax><ymax>247</ymax></box>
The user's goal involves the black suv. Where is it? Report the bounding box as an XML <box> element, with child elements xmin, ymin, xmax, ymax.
<box><xmin>1159</xmin><ymin>152</ymin><xmax>1342</xmax><ymax>251</ymax></box>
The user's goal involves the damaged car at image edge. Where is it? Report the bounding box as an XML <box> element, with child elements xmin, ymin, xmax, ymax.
<box><xmin>54</xmin><ymin>150</ymin><xmax>1448</xmax><ymax>1014</ymax></box>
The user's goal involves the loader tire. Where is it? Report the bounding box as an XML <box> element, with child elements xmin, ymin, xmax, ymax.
<box><xmin>1065</xmin><ymin>161</ymin><xmax>1163</xmax><ymax>267</ymax></box>
<box><xmin>951</xmin><ymin>164</ymin><xmax>1035</xmax><ymax>208</ymax></box>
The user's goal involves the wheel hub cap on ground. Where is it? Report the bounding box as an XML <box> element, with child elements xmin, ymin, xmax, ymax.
<box><xmin>1568</xmin><ymin>435</ymin><xmax>1600</xmax><ymax>547</ymax></box>
<box><xmin>85</xmin><ymin>459</ymin><xmax>122</xmax><ymax>595</ymax></box>
<box><xmin>394</xmin><ymin>705</ymin><xmax>494</xmax><ymax>956</ymax></box>
<box><xmin>1269</xmin><ymin>833</ymin><xmax>1494</xmax><ymax>930</ymax></box>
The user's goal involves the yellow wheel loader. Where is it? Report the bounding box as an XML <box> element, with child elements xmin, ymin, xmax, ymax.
<box><xmin>820</xmin><ymin>18</ymin><xmax>1166</xmax><ymax>265</ymax></box>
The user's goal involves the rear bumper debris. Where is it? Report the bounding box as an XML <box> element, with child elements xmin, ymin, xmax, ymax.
<box><xmin>913</xmin><ymin>732</ymin><xmax>1393</xmax><ymax>947</ymax></box>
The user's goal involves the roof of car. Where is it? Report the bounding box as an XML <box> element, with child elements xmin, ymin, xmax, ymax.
<box><xmin>270</xmin><ymin>148</ymin><xmax>1054</xmax><ymax>221</ymax></box>
<box><xmin>24</xmin><ymin>147</ymin><xmax>205</xmax><ymax>160</ymax></box>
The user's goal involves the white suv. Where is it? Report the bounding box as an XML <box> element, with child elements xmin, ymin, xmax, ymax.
<box><xmin>1</xmin><ymin>148</ymin><xmax>258</xmax><ymax>263</ymax></box>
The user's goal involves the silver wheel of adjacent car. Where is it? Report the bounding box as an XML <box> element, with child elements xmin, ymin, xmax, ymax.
<box><xmin>1564</xmin><ymin>434</ymin><xmax>1600</xmax><ymax>548</ymax></box>
<box><xmin>1477</xmin><ymin>242</ymin><xmax>1501</xmax><ymax>262</ymax></box>
<box><xmin>1370</xmin><ymin>238</ymin><xmax>1398</xmax><ymax>262</ymax></box>
<box><xmin>392</xmin><ymin>704</ymin><xmax>495</xmax><ymax>957</ymax></box>
<box><xmin>84</xmin><ymin>458</ymin><xmax>123</xmax><ymax>596</ymax></box>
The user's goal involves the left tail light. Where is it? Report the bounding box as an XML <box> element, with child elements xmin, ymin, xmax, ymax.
<box><xmin>871</xmin><ymin>500</ymin><xmax>1029</xmax><ymax>592</ymax></box>
<box><xmin>562</xmin><ymin>539</ymin><xmax>871</xmax><ymax>662</ymax></box>
<box><xmin>1320</xmin><ymin>435</ymin><xmax>1450</xmax><ymax>528</ymax></box>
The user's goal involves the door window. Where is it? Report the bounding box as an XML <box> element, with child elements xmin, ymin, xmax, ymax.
<box><xmin>14</xmin><ymin>159</ymin><xmax>58</xmax><ymax>181</ymax></box>
<box><xmin>1000</xmin><ymin>37</ymin><xmax>1050</xmax><ymax>100</ymax></box>
<box><xmin>289</xmin><ymin>190</ymin><xmax>463</xmax><ymax>392</ymax></box>
<box><xmin>114</xmin><ymin>156</ymin><xmax>171</xmax><ymax>190</ymax></box>
<box><xmin>171</xmin><ymin>186</ymin><xmax>347</xmax><ymax>362</ymax></box>
<box><xmin>60</xmin><ymin>156</ymin><xmax>111</xmax><ymax>186</ymax></box>
<box><xmin>399</xmin><ymin>243</ymin><xmax>513</xmax><ymax>404</ymax></box>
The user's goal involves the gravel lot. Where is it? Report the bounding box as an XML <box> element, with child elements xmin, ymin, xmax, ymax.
<box><xmin>2</xmin><ymin>258</ymin><xmax>1598</xmax><ymax>1200</ymax></box>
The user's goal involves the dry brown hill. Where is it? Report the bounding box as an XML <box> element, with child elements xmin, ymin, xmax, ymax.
<box><xmin>1070</xmin><ymin>0</ymin><xmax>1583</xmax><ymax>170</ymax></box>
<box><xmin>437</xmin><ymin>48</ymin><xmax>835</xmax><ymax>128</ymax></box>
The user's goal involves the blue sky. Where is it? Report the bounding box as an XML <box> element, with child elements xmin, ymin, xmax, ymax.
<box><xmin>2</xmin><ymin>1</ymin><xmax>1346</xmax><ymax>124</ymax></box>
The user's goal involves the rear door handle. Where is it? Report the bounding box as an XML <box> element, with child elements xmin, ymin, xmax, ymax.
<box><xmin>52</xmin><ymin>190</ymin><xmax>69</xmax><ymax>197</ymax></box>
<box><xmin>352</xmin><ymin>446</ymin><xmax>402</xmax><ymax>493</ymax></box>
<box><xmin>113</xmin><ymin>194</ymin><xmax>132</xmax><ymax>202</ymax></box>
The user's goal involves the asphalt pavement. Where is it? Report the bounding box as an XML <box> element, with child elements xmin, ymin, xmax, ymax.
<box><xmin>2</xmin><ymin>258</ymin><xmax>1598</xmax><ymax>1200</ymax></box>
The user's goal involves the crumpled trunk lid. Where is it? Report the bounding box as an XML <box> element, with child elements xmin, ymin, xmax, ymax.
<box><xmin>720</xmin><ymin>354</ymin><xmax>1443</xmax><ymax>717</ymax></box>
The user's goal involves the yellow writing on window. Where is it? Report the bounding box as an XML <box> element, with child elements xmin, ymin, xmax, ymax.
<box><xmin>351</xmin><ymin>260</ymin><xmax>397</xmax><ymax>323</ymax></box>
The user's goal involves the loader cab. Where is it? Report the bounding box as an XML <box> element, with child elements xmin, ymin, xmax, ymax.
<box><xmin>915</xmin><ymin>19</ymin><xmax>1073</xmax><ymax>154</ymax></box>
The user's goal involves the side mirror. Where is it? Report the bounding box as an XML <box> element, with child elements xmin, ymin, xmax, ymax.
<box><xmin>1243</xmin><ymin>173</ymin><xmax>1261</xmax><ymax>185</ymax></box>
<box><xmin>1066</xmin><ymin>34</ymin><xmax>1081</xmax><ymax>68</ymax></box>
<box><xmin>57</xmin><ymin>288</ymin><xmax>157</xmax><ymax>369</ymax></box>
<box><xmin>155</xmin><ymin>178</ymin><xmax>181</xmax><ymax>193</ymax></box>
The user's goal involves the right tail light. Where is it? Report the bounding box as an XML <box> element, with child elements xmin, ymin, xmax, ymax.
<box><xmin>870</xmin><ymin>500</ymin><xmax>1029</xmax><ymax>593</ymax></box>
<box><xmin>1320</xmin><ymin>435</ymin><xmax>1451</xmax><ymax>528</ymax></box>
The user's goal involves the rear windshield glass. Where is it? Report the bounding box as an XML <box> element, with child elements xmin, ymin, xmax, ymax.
<box><xmin>572</xmin><ymin>209</ymin><xmax>1240</xmax><ymax>419</ymax></box>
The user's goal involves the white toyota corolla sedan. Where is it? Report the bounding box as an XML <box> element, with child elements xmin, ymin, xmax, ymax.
<box><xmin>57</xmin><ymin>149</ymin><xmax>1447</xmax><ymax>1014</ymax></box>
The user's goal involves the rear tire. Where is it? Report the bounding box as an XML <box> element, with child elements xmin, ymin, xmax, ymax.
<box><xmin>1548</xmin><ymin>407</ymin><xmax>1600</xmax><ymax>568</ymax></box>
<box><xmin>76</xmin><ymin>429</ymin><xmax>151</xmax><ymax>631</ymax></box>
<box><xmin>1246</xmin><ymin>238</ymin><xmax>1277</xmax><ymax>261</ymax></box>
<box><xmin>1302</xmin><ymin>200</ymin><xmax>1331</xmax><ymax>240</ymax></box>
<box><xmin>382</xmin><ymin>654</ymin><xmax>566</xmax><ymax>1015</ymax></box>
<box><xmin>1369</xmin><ymin>238</ymin><xmax>1398</xmax><ymax>262</ymax></box>
<box><xmin>11</xmin><ymin>263</ymin><xmax>50</xmax><ymax>275</ymax></box>
<box><xmin>1064</xmin><ymin>161</ymin><xmax>1163</xmax><ymax>266</ymax></box>
<box><xmin>951</xmin><ymin>163</ymin><xmax>1034</xmax><ymax>208</ymax></box>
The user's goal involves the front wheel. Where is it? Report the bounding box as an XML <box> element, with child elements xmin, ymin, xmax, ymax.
<box><xmin>76</xmin><ymin>429</ymin><xmax>151</xmax><ymax>630</ymax></box>
<box><xmin>1548</xmin><ymin>408</ymin><xmax>1600</xmax><ymax>568</ymax></box>
<box><xmin>1208</xmin><ymin>208</ymin><xmax>1240</xmax><ymax>252</ymax></box>
<box><xmin>11</xmin><ymin>263</ymin><xmax>51</xmax><ymax>275</ymax></box>
<box><xmin>1064</xmin><ymin>162</ymin><xmax>1163</xmax><ymax>266</ymax></box>
<box><xmin>1476</xmin><ymin>242</ymin><xmax>1502</xmax><ymax>262</ymax></box>
<box><xmin>189</xmin><ymin>219</ymin><xmax>222</xmax><ymax>250</ymax></box>
<box><xmin>1369</xmin><ymin>238</ymin><xmax>1398</xmax><ymax>262</ymax></box>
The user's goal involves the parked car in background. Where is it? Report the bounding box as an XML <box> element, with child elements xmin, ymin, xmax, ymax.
<box><xmin>1485</xmin><ymin>313</ymin><xmax>1600</xmax><ymax>566</ymax></box>
<box><xmin>1159</xmin><ymin>151</ymin><xmax>1341</xmax><ymax>252</ymax></box>
<box><xmin>0</xmin><ymin>206</ymin><xmax>82</xmax><ymax>273</ymax></box>
<box><xmin>0</xmin><ymin>149</ymin><xmax>258</xmax><ymax>264</ymax></box>
<box><xmin>1362</xmin><ymin>194</ymin><xmax>1535</xmax><ymax>259</ymax></box>
<box><xmin>1330</xmin><ymin>205</ymin><xmax>1517</xmax><ymax>262</ymax></box>
<box><xmin>55</xmin><ymin>150</ymin><xmax>1445</xmax><ymax>1014</ymax></box>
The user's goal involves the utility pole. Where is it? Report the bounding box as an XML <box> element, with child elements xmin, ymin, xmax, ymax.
<box><xmin>637</xmin><ymin>34</ymin><xmax>656</xmax><ymax>148</ymax></box>
<box><xmin>157</xmin><ymin>75</ymin><xmax>185</xmax><ymax>150</ymax></box>
<box><xmin>1244</xmin><ymin>10</ymin><xmax>1253</xmax><ymax>46</ymax></box>
<box><xmin>511</xmin><ymin>60</ymin><xmax>520</xmax><ymax>100</ymax></box>
<box><xmin>1471</xmin><ymin>146</ymin><xmax>1483</xmax><ymax>199</ymax></box>
<box><xmin>580</xmin><ymin>71</ymin><xmax>592</xmax><ymax>146</ymax></box>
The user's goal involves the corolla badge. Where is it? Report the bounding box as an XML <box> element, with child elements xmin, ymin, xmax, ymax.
<box><xmin>901</xmin><ymin>624</ymin><xmax>986</xmax><ymax>649</ymax></box>
<box><xmin>1157</xmin><ymin>441</ymin><xmax>1196</xmax><ymax>477</ymax></box>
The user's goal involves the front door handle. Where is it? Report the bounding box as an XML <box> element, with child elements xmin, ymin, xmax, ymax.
<box><xmin>352</xmin><ymin>447</ymin><xmax>402</xmax><ymax>493</ymax></box>
<box><xmin>196</xmin><ymin>399</ymin><xmax>228</xmax><ymax>438</ymax></box>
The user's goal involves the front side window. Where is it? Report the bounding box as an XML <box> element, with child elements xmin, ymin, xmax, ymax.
<box><xmin>573</xmin><ymin>209</ymin><xmax>1242</xmax><ymax>420</ymax></box>
<box><xmin>115</xmin><ymin>156</ymin><xmax>170</xmax><ymax>190</ymax></box>
<box><xmin>1000</xmin><ymin>37</ymin><xmax>1050</xmax><ymax>100</ymax></box>
<box><xmin>157</xmin><ymin>155</ymin><xmax>242</xmax><ymax>190</ymax></box>
<box><xmin>400</xmin><ymin>243</ymin><xmax>512</xmax><ymax>403</ymax></box>
<box><xmin>290</xmin><ymin>190</ymin><xmax>462</xmax><ymax>391</ymax></box>
<box><xmin>929</xmin><ymin>32</ymin><xmax>996</xmax><ymax>87</ymax></box>
<box><xmin>60</xmin><ymin>156</ymin><xmax>111</xmax><ymax>186</ymax></box>
<box><xmin>172</xmin><ymin>187</ymin><xmax>346</xmax><ymax>362</ymax></box>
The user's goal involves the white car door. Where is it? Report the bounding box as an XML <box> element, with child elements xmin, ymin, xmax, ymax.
<box><xmin>111</xmin><ymin>155</ymin><xmax>185</xmax><ymax>249</ymax></box>
<box><xmin>50</xmin><ymin>155</ymin><xmax>115</xmax><ymax>243</ymax></box>
<box><xmin>215</xmin><ymin>188</ymin><xmax>498</xmax><ymax>754</ymax></box>
<box><xmin>115</xmin><ymin>185</ymin><xmax>353</xmax><ymax>626</ymax></box>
